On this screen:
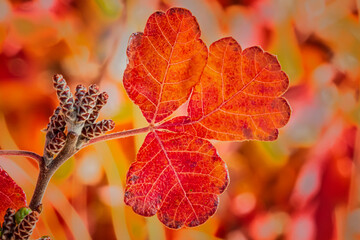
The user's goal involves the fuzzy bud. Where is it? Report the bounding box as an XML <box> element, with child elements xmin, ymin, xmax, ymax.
<box><xmin>52</xmin><ymin>74</ymin><xmax>75</xmax><ymax>120</ymax></box>
<box><xmin>74</xmin><ymin>84</ymin><xmax>86</xmax><ymax>106</ymax></box>
<box><xmin>45</xmin><ymin>132</ymin><xmax>66</xmax><ymax>155</ymax></box>
<box><xmin>1</xmin><ymin>208</ymin><xmax>16</xmax><ymax>240</ymax></box>
<box><xmin>13</xmin><ymin>210</ymin><xmax>40</xmax><ymax>240</ymax></box>
<box><xmin>87</xmin><ymin>84</ymin><xmax>99</xmax><ymax>95</ymax></box>
<box><xmin>76</xmin><ymin>84</ymin><xmax>100</xmax><ymax>123</ymax></box>
<box><xmin>86</xmin><ymin>92</ymin><xmax>109</xmax><ymax>124</ymax></box>
<box><xmin>47</xmin><ymin>109</ymin><xmax>66</xmax><ymax>136</ymax></box>
<box><xmin>81</xmin><ymin>120</ymin><xmax>115</xmax><ymax>139</ymax></box>
<box><xmin>46</xmin><ymin>107</ymin><xmax>60</xmax><ymax>131</ymax></box>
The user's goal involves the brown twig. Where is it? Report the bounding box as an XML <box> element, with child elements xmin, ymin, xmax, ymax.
<box><xmin>28</xmin><ymin>126</ymin><xmax>150</xmax><ymax>210</ymax></box>
<box><xmin>0</xmin><ymin>150</ymin><xmax>43</xmax><ymax>165</ymax></box>
<box><xmin>0</xmin><ymin>125</ymin><xmax>151</xmax><ymax>211</ymax></box>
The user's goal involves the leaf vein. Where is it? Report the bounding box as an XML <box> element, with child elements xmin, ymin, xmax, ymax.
<box><xmin>145</xmin><ymin>36</ymin><xmax>169</xmax><ymax>62</ymax></box>
<box><xmin>153</xmin><ymin>132</ymin><xmax>200</xmax><ymax>222</ymax></box>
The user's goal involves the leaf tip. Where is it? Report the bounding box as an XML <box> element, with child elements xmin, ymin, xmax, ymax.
<box><xmin>279</xmin><ymin>97</ymin><xmax>292</xmax><ymax>126</ymax></box>
<box><xmin>166</xmin><ymin>7</ymin><xmax>193</xmax><ymax>18</ymax></box>
<box><xmin>126</xmin><ymin>32</ymin><xmax>144</xmax><ymax>56</ymax></box>
<box><xmin>210</xmin><ymin>37</ymin><xmax>242</xmax><ymax>53</ymax></box>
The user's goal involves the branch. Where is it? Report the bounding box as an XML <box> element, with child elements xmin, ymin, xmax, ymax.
<box><xmin>0</xmin><ymin>150</ymin><xmax>43</xmax><ymax>164</ymax></box>
<box><xmin>29</xmin><ymin>132</ymin><xmax>78</xmax><ymax>210</ymax></box>
<box><xmin>0</xmin><ymin>124</ymin><xmax>151</xmax><ymax>210</ymax></box>
<box><xmin>83</xmin><ymin>126</ymin><xmax>151</xmax><ymax>148</ymax></box>
<box><xmin>28</xmin><ymin>126</ymin><xmax>151</xmax><ymax>210</ymax></box>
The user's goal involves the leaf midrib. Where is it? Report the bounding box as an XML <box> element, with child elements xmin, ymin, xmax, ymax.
<box><xmin>153</xmin><ymin>131</ymin><xmax>200</xmax><ymax>223</ymax></box>
<box><xmin>194</xmin><ymin>56</ymin><xmax>270</xmax><ymax>124</ymax></box>
<box><xmin>151</xmin><ymin>12</ymin><xmax>183</xmax><ymax>124</ymax></box>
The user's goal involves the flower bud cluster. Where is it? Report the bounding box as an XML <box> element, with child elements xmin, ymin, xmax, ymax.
<box><xmin>52</xmin><ymin>74</ymin><xmax>74</xmax><ymax>121</ymax></box>
<box><xmin>44</xmin><ymin>74</ymin><xmax>115</xmax><ymax>158</ymax></box>
<box><xmin>1</xmin><ymin>208</ymin><xmax>16</xmax><ymax>240</ymax></box>
<box><xmin>81</xmin><ymin>120</ymin><xmax>115</xmax><ymax>140</ymax></box>
<box><xmin>0</xmin><ymin>207</ymin><xmax>43</xmax><ymax>240</ymax></box>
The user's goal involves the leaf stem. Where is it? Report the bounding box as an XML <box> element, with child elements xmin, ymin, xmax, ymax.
<box><xmin>1</xmin><ymin>126</ymin><xmax>151</xmax><ymax>211</ymax></box>
<box><xmin>0</xmin><ymin>150</ymin><xmax>43</xmax><ymax>164</ymax></box>
<box><xmin>29</xmin><ymin>126</ymin><xmax>151</xmax><ymax>210</ymax></box>
<box><xmin>83</xmin><ymin>126</ymin><xmax>151</xmax><ymax>148</ymax></box>
<box><xmin>29</xmin><ymin>132</ymin><xmax>79</xmax><ymax>210</ymax></box>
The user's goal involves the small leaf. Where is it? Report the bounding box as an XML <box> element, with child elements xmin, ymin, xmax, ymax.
<box><xmin>161</xmin><ymin>37</ymin><xmax>291</xmax><ymax>141</ymax></box>
<box><xmin>15</xmin><ymin>207</ymin><xmax>32</xmax><ymax>225</ymax></box>
<box><xmin>123</xmin><ymin>7</ymin><xmax>208</xmax><ymax>124</ymax></box>
<box><xmin>124</xmin><ymin>131</ymin><xmax>229</xmax><ymax>229</ymax></box>
<box><xmin>0</xmin><ymin>167</ymin><xmax>27</xmax><ymax>220</ymax></box>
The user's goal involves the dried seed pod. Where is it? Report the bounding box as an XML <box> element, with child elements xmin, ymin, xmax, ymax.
<box><xmin>52</xmin><ymin>74</ymin><xmax>75</xmax><ymax>120</ymax></box>
<box><xmin>13</xmin><ymin>210</ymin><xmax>40</xmax><ymax>240</ymax></box>
<box><xmin>81</xmin><ymin>120</ymin><xmax>115</xmax><ymax>139</ymax></box>
<box><xmin>47</xmin><ymin>110</ymin><xmax>66</xmax><ymax>136</ymax></box>
<box><xmin>74</xmin><ymin>84</ymin><xmax>86</xmax><ymax>106</ymax></box>
<box><xmin>76</xmin><ymin>84</ymin><xmax>100</xmax><ymax>123</ymax></box>
<box><xmin>86</xmin><ymin>92</ymin><xmax>109</xmax><ymax>124</ymax></box>
<box><xmin>45</xmin><ymin>107</ymin><xmax>61</xmax><ymax>132</ymax></box>
<box><xmin>87</xmin><ymin>84</ymin><xmax>99</xmax><ymax>95</ymax></box>
<box><xmin>48</xmin><ymin>107</ymin><xmax>61</xmax><ymax>124</ymax></box>
<box><xmin>98</xmin><ymin>119</ymin><xmax>115</xmax><ymax>132</ymax></box>
<box><xmin>50</xmin><ymin>114</ymin><xmax>66</xmax><ymax>134</ymax></box>
<box><xmin>1</xmin><ymin>208</ymin><xmax>16</xmax><ymax>240</ymax></box>
<box><xmin>52</xmin><ymin>106</ymin><xmax>61</xmax><ymax>117</ymax></box>
<box><xmin>45</xmin><ymin>132</ymin><xmax>66</xmax><ymax>155</ymax></box>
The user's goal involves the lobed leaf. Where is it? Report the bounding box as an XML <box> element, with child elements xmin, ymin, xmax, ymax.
<box><xmin>123</xmin><ymin>8</ymin><xmax>292</xmax><ymax>230</ymax></box>
<box><xmin>0</xmin><ymin>167</ymin><xmax>27</xmax><ymax>219</ymax></box>
<box><xmin>123</xmin><ymin>7</ymin><xmax>207</xmax><ymax>124</ymax></box>
<box><xmin>124</xmin><ymin>131</ymin><xmax>229</xmax><ymax>229</ymax></box>
<box><xmin>161</xmin><ymin>37</ymin><xmax>291</xmax><ymax>141</ymax></box>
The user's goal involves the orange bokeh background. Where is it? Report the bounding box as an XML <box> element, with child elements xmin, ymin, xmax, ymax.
<box><xmin>0</xmin><ymin>0</ymin><xmax>359</xmax><ymax>239</ymax></box>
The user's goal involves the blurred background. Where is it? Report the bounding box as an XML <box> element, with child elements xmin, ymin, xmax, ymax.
<box><xmin>0</xmin><ymin>0</ymin><xmax>359</xmax><ymax>239</ymax></box>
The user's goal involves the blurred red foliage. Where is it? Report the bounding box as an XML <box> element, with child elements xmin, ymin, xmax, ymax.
<box><xmin>0</xmin><ymin>0</ymin><xmax>359</xmax><ymax>239</ymax></box>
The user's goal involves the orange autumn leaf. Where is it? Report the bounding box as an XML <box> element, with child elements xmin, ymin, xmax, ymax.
<box><xmin>161</xmin><ymin>37</ymin><xmax>291</xmax><ymax>141</ymax></box>
<box><xmin>123</xmin><ymin>7</ymin><xmax>291</xmax><ymax>229</ymax></box>
<box><xmin>123</xmin><ymin>8</ymin><xmax>207</xmax><ymax>124</ymax></box>
<box><xmin>124</xmin><ymin>131</ymin><xmax>228</xmax><ymax>229</ymax></box>
<box><xmin>0</xmin><ymin>167</ymin><xmax>27</xmax><ymax>219</ymax></box>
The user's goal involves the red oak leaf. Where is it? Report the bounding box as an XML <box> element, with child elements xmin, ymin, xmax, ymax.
<box><xmin>0</xmin><ymin>167</ymin><xmax>27</xmax><ymax>219</ymax></box>
<box><xmin>124</xmin><ymin>131</ymin><xmax>228</xmax><ymax>229</ymax></box>
<box><xmin>123</xmin><ymin>7</ymin><xmax>207</xmax><ymax>124</ymax></box>
<box><xmin>161</xmin><ymin>37</ymin><xmax>291</xmax><ymax>141</ymax></box>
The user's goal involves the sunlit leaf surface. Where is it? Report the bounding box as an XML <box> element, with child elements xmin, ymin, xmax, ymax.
<box><xmin>125</xmin><ymin>131</ymin><xmax>228</xmax><ymax>228</ymax></box>
<box><xmin>161</xmin><ymin>37</ymin><xmax>290</xmax><ymax>141</ymax></box>
<box><xmin>0</xmin><ymin>0</ymin><xmax>358</xmax><ymax>239</ymax></box>
<box><xmin>123</xmin><ymin>8</ymin><xmax>207</xmax><ymax>124</ymax></box>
